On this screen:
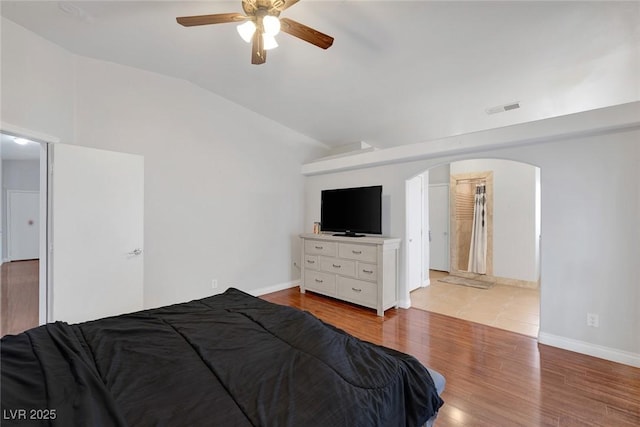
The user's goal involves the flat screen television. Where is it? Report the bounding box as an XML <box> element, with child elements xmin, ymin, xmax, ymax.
<box><xmin>321</xmin><ymin>185</ymin><xmax>382</xmax><ymax>237</ymax></box>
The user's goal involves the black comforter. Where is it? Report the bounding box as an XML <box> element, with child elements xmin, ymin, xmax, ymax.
<box><xmin>1</xmin><ymin>288</ymin><xmax>443</xmax><ymax>426</ymax></box>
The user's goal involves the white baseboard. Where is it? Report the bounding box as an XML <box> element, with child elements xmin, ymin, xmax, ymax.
<box><xmin>538</xmin><ymin>332</ymin><xmax>640</xmax><ymax>368</ymax></box>
<box><xmin>249</xmin><ymin>280</ymin><xmax>300</xmax><ymax>297</ymax></box>
<box><xmin>422</xmin><ymin>278</ymin><xmax>431</xmax><ymax>287</ymax></box>
<box><xmin>397</xmin><ymin>298</ymin><xmax>411</xmax><ymax>309</ymax></box>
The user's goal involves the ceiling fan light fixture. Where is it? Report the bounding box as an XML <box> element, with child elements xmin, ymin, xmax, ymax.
<box><xmin>177</xmin><ymin>0</ymin><xmax>334</xmax><ymax>64</ymax></box>
<box><xmin>237</xmin><ymin>20</ymin><xmax>256</xmax><ymax>43</ymax></box>
<box><xmin>263</xmin><ymin>15</ymin><xmax>281</xmax><ymax>36</ymax></box>
<box><xmin>263</xmin><ymin>33</ymin><xmax>278</xmax><ymax>50</ymax></box>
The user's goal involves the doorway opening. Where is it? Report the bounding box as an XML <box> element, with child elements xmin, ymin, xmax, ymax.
<box><xmin>0</xmin><ymin>132</ymin><xmax>44</xmax><ymax>336</ymax></box>
<box><xmin>407</xmin><ymin>158</ymin><xmax>541</xmax><ymax>337</ymax></box>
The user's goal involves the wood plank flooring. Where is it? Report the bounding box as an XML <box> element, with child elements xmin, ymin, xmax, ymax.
<box><xmin>0</xmin><ymin>260</ymin><xmax>39</xmax><ymax>337</ymax></box>
<box><xmin>1</xmin><ymin>261</ymin><xmax>638</xmax><ymax>426</ymax></box>
<box><xmin>261</xmin><ymin>287</ymin><xmax>640</xmax><ymax>427</ymax></box>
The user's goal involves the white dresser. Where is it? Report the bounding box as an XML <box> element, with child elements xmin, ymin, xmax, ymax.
<box><xmin>300</xmin><ymin>233</ymin><xmax>401</xmax><ymax>316</ymax></box>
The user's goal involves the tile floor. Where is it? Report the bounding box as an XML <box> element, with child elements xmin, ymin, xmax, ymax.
<box><xmin>410</xmin><ymin>270</ymin><xmax>540</xmax><ymax>337</ymax></box>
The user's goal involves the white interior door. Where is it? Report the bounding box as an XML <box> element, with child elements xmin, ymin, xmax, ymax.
<box><xmin>7</xmin><ymin>190</ymin><xmax>40</xmax><ymax>261</ymax></box>
<box><xmin>406</xmin><ymin>175</ymin><xmax>423</xmax><ymax>292</ymax></box>
<box><xmin>50</xmin><ymin>144</ymin><xmax>144</xmax><ymax>323</ymax></box>
<box><xmin>429</xmin><ymin>184</ymin><xmax>450</xmax><ymax>271</ymax></box>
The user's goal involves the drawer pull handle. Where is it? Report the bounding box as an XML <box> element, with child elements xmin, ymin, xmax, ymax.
<box><xmin>315</xmin><ymin>279</ymin><xmax>324</xmax><ymax>283</ymax></box>
<box><xmin>352</xmin><ymin>250</ymin><xmax>362</xmax><ymax>254</ymax></box>
<box><xmin>307</xmin><ymin>260</ymin><xmax>315</xmax><ymax>264</ymax></box>
<box><xmin>351</xmin><ymin>287</ymin><xmax>362</xmax><ymax>293</ymax></box>
<box><xmin>362</xmin><ymin>269</ymin><xmax>373</xmax><ymax>274</ymax></box>
<box><xmin>332</xmin><ymin>264</ymin><xmax>341</xmax><ymax>268</ymax></box>
<box><xmin>315</xmin><ymin>246</ymin><xmax>323</xmax><ymax>250</ymax></box>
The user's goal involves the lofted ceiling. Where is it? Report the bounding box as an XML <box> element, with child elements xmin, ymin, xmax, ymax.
<box><xmin>1</xmin><ymin>1</ymin><xmax>639</xmax><ymax>150</ymax></box>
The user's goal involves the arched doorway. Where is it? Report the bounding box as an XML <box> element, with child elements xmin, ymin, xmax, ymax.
<box><xmin>407</xmin><ymin>158</ymin><xmax>541</xmax><ymax>337</ymax></box>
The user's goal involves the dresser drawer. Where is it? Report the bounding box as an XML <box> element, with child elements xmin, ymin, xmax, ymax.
<box><xmin>319</xmin><ymin>256</ymin><xmax>356</xmax><ymax>277</ymax></box>
<box><xmin>304</xmin><ymin>255</ymin><xmax>319</xmax><ymax>270</ymax></box>
<box><xmin>337</xmin><ymin>276</ymin><xmax>377</xmax><ymax>307</ymax></box>
<box><xmin>305</xmin><ymin>240</ymin><xmax>337</xmax><ymax>257</ymax></box>
<box><xmin>357</xmin><ymin>262</ymin><xmax>378</xmax><ymax>282</ymax></box>
<box><xmin>338</xmin><ymin>243</ymin><xmax>377</xmax><ymax>263</ymax></box>
<box><xmin>304</xmin><ymin>270</ymin><xmax>336</xmax><ymax>295</ymax></box>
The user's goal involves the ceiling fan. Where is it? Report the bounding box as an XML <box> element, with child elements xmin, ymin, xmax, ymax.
<box><xmin>176</xmin><ymin>0</ymin><xmax>334</xmax><ymax>65</ymax></box>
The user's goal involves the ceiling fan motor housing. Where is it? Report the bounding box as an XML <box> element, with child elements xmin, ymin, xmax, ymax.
<box><xmin>243</xmin><ymin>0</ymin><xmax>283</xmax><ymax>18</ymax></box>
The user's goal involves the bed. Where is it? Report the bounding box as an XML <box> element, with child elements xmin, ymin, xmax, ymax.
<box><xmin>1</xmin><ymin>288</ymin><xmax>444</xmax><ymax>426</ymax></box>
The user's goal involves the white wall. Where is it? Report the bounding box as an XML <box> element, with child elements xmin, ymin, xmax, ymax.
<box><xmin>2</xmin><ymin>159</ymin><xmax>39</xmax><ymax>190</ymax></box>
<box><xmin>427</xmin><ymin>164</ymin><xmax>450</xmax><ymax>185</ymax></box>
<box><xmin>1</xmin><ymin>17</ymin><xmax>328</xmax><ymax>310</ymax></box>
<box><xmin>528</xmin><ymin>133</ymin><xmax>639</xmax><ymax>358</ymax></box>
<box><xmin>0</xmin><ymin>19</ymin><xmax>75</xmax><ymax>144</ymax></box>
<box><xmin>450</xmin><ymin>159</ymin><xmax>539</xmax><ymax>282</ymax></box>
<box><xmin>304</xmin><ymin>125</ymin><xmax>640</xmax><ymax>364</ymax></box>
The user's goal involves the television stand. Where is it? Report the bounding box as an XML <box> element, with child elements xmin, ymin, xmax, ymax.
<box><xmin>299</xmin><ymin>233</ymin><xmax>401</xmax><ymax>317</ymax></box>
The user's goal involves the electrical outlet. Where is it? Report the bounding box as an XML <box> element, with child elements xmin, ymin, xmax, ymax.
<box><xmin>587</xmin><ymin>313</ymin><xmax>599</xmax><ymax>328</ymax></box>
<box><xmin>211</xmin><ymin>279</ymin><xmax>218</xmax><ymax>290</ymax></box>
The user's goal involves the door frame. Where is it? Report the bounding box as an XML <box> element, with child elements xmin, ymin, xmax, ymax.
<box><xmin>1</xmin><ymin>122</ymin><xmax>58</xmax><ymax>325</ymax></box>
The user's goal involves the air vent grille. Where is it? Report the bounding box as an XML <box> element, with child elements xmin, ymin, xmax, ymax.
<box><xmin>486</xmin><ymin>102</ymin><xmax>521</xmax><ymax>115</ymax></box>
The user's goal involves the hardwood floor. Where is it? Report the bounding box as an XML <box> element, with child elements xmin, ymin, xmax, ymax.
<box><xmin>261</xmin><ymin>287</ymin><xmax>640</xmax><ymax>427</ymax></box>
<box><xmin>1</xmin><ymin>265</ymin><xmax>637</xmax><ymax>426</ymax></box>
<box><xmin>0</xmin><ymin>260</ymin><xmax>39</xmax><ymax>337</ymax></box>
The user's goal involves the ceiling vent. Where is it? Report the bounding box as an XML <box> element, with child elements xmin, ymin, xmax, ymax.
<box><xmin>485</xmin><ymin>102</ymin><xmax>521</xmax><ymax>115</ymax></box>
<box><xmin>58</xmin><ymin>2</ymin><xmax>94</xmax><ymax>23</ymax></box>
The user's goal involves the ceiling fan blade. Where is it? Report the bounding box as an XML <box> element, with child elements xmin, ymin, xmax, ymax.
<box><xmin>176</xmin><ymin>13</ymin><xmax>246</xmax><ymax>27</ymax></box>
<box><xmin>251</xmin><ymin>31</ymin><xmax>266</xmax><ymax>65</ymax></box>
<box><xmin>280</xmin><ymin>18</ymin><xmax>334</xmax><ymax>49</ymax></box>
